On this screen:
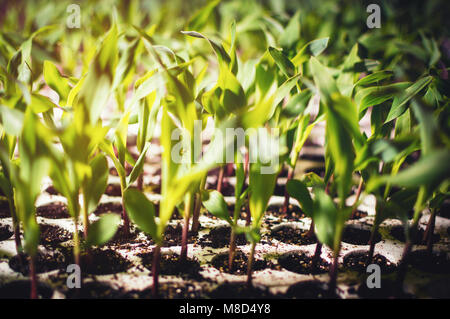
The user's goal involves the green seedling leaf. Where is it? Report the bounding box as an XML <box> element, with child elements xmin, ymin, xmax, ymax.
<box><xmin>269</xmin><ymin>46</ymin><xmax>295</xmax><ymax>77</ymax></box>
<box><xmin>202</xmin><ymin>190</ymin><xmax>232</xmax><ymax>224</ymax></box>
<box><xmin>127</xmin><ymin>143</ymin><xmax>149</xmax><ymax>186</ymax></box>
<box><xmin>85</xmin><ymin>213</ymin><xmax>121</xmax><ymax>247</ymax></box>
<box><xmin>186</xmin><ymin>0</ymin><xmax>220</xmax><ymax>31</ymax></box>
<box><xmin>367</xmin><ymin>149</ymin><xmax>450</xmax><ymax>192</ymax></box>
<box><xmin>0</xmin><ymin>105</ymin><xmax>24</xmax><ymax>136</ymax></box>
<box><xmin>123</xmin><ymin>188</ymin><xmax>158</xmax><ymax>242</ymax></box>
<box><xmin>286</xmin><ymin>179</ymin><xmax>313</xmax><ymax>217</ymax></box>
<box><xmin>385</xmin><ymin>76</ymin><xmax>432</xmax><ymax>123</ymax></box>
<box><xmin>43</xmin><ymin>60</ymin><xmax>71</xmax><ymax>103</ymax></box>
<box><xmin>83</xmin><ymin>153</ymin><xmax>109</xmax><ymax>214</ymax></box>
<box><xmin>30</xmin><ymin>93</ymin><xmax>56</xmax><ymax>113</ymax></box>
<box><xmin>279</xmin><ymin>11</ymin><xmax>301</xmax><ymax>48</ymax></box>
<box><xmin>292</xmin><ymin>38</ymin><xmax>329</xmax><ymax>66</ymax></box>
<box><xmin>354</xmin><ymin>70</ymin><xmax>393</xmax><ymax>87</ymax></box>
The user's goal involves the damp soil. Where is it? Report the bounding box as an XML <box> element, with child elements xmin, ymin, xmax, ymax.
<box><xmin>145</xmin><ymin>223</ymin><xmax>197</xmax><ymax>247</ymax></box>
<box><xmin>0</xmin><ymin>224</ymin><xmax>13</xmax><ymax>241</ymax></box>
<box><xmin>128</xmin><ymin>282</ymin><xmax>206</xmax><ymax>299</ymax></box>
<box><xmin>65</xmin><ymin>281</ymin><xmax>127</xmax><ymax>299</ymax></box>
<box><xmin>76</xmin><ymin>249</ymin><xmax>132</xmax><ymax>275</ymax></box>
<box><xmin>278</xmin><ymin>251</ymin><xmax>329</xmax><ymax>275</ymax></box>
<box><xmin>284</xmin><ymin>280</ymin><xmax>336</xmax><ymax>299</ymax></box>
<box><xmin>357</xmin><ymin>279</ymin><xmax>413</xmax><ymax>299</ymax></box>
<box><xmin>199</xmin><ymin>226</ymin><xmax>247</xmax><ymax>248</ymax></box>
<box><xmin>139</xmin><ymin>251</ymin><xmax>201</xmax><ymax>278</ymax></box>
<box><xmin>270</xmin><ymin>225</ymin><xmax>316</xmax><ymax>245</ymax></box>
<box><xmin>342</xmin><ymin>250</ymin><xmax>396</xmax><ymax>273</ymax></box>
<box><xmin>39</xmin><ymin>224</ymin><xmax>72</xmax><ymax>246</ymax></box>
<box><xmin>349</xmin><ymin>210</ymin><xmax>368</xmax><ymax>220</ymax></box>
<box><xmin>341</xmin><ymin>224</ymin><xmax>381</xmax><ymax>245</ymax></box>
<box><xmin>0</xmin><ymin>280</ymin><xmax>53</xmax><ymax>299</ymax></box>
<box><xmin>211</xmin><ymin>250</ymin><xmax>269</xmax><ymax>275</ymax></box>
<box><xmin>389</xmin><ymin>225</ymin><xmax>440</xmax><ymax>244</ymax></box>
<box><xmin>104</xmin><ymin>184</ymin><xmax>122</xmax><ymax>197</ymax></box>
<box><xmin>408</xmin><ymin>250</ymin><xmax>450</xmax><ymax>274</ymax></box>
<box><xmin>9</xmin><ymin>250</ymin><xmax>67</xmax><ymax>275</ymax></box>
<box><xmin>45</xmin><ymin>185</ymin><xmax>60</xmax><ymax>195</ymax></box>
<box><xmin>93</xmin><ymin>202</ymin><xmax>123</xmax><ymax>215</ymax></box>
<box><xmin>36</xmin><ymin>202</ymin><xmax>70</xmax><ymax>219</ymax></box>
<box><xmin>207</xmin><ymin>283</ymin><xmax>275</xmax><ymax>299</ymax></box>
<box><xmin>0</xmin><ymin>200</ymin><xmax>10</xmax><ymax>218</ymax></box>
<box><xmin>265</xmin><ymin>205</ymin><xmax>306</xmax><ymax>221</ymax></box>
<box><xmin>107</xmin><ymin>225</ymin><xmax>139</xmax><ymax>245</ymax></box>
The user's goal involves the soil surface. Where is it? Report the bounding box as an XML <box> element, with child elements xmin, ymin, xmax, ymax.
<box><xmin>200</xmin><ymin>226</ymin><xmax>247</xmax><ymax>248</ymax></box>
<box><xmin>342</xmin><ymin>250</ymin><xmax>396</xmax><ymax>273</ymax></box>
<box><xmin>0</xmin><ymin>280</ymin><xmax>53</xmax><ymax>299</ymax></box>
<box><xmin>278</xmin><ymin>251</ymin><xmax>329</xmax><ymax>274</ymax></box>
<box><xmin>265</xmin><ymin>205</ymin><xmax>306</xmax><ymax>221</ymax></box>
<box><xmin>0</xmin><ymin>224</ymin><xmax>13</xmax><ymax>241</ymax></box>
<box><xmin>39</xmin><ymin>224</ymin><xmax>72</xmax><ymax>246</ymax></box>
<box><xmin>9</xmin><ymin>251</ymin><xmax>67</xmax><ymax>275</ymax></box>
<box><xmin>341</xmin><ymin>224</ymin><xmax>381</xmax><ymax>245</ymax></box>
<box><xmin>389</xmin><ymin>225</ymin><xmax>440</xmax><ymax>244</ymax></box>
<box><xmin>211</xmin><ymin>250</ymin><xmax>269</xmax><ymax>275</ymax></box>
<box><xmin>139</xmin><ymin>251</ymin><xmax>201</xmax><ymax>278</ymax></box>
<box><xmin>93</xmin><ymin>202</ymin><xmax>123</xmax><ymax>215</ymax></box>
<box><xmin>408</xmin><ymin>250</ymin><xmax>450</xmax><ymax>274</ymax></box>
<box><xmin>36</xmin><ymin>202</ymin><xmax>70</xmax><ymax>219</ymax></box>
<box><xmin>270</xmin><ymin>225</ymin><xmax>316</xmax><ymax>245</ymax></box>
<box><xmin>104</xmin><ymin>184</ymin><xmax>122</xmax><ymax>197</ymax></box>
<box><xmin>284</xmin><ymin>281</ymin><xmax>336</xmax><ymax>299</ymax></box>
<box><xmin>207</xmin><ymin>283</ymin><xmax>275</xmax><ymax>299</ymax></box>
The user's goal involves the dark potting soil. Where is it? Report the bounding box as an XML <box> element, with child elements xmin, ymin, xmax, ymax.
<box><xmin>9</xmin><ymin>251</ymin><xmax>67</xmax><ymax>275</ymax></box>
<box><xmin>0</xmin><ymin>224</ymin><xmax>13</xmax><ymax>240</ymax></box>
<box><xmin>65</xmin><ymin>281</ymin><xmax>127</xmax><ymax>299</ymax></box>
<box><xmin>107</xmin><ymin>225</ymin><xmax>139</xmax><ymax>245</ymax></box>
<box><xmin>207</xmin><ymin>283</ymin><xmax>275</xmax><ymax>299</ymax></box>
<box><xmin>284</xmin><ymin>280</ymin><xmax>336</xmax><ymax>299</ymax></box>
<box><xmin>128</xmin><ymin>282</ymin><xmax>206</xmax><ymax>299</ymax></box>
<box><xmin>270</xmin><ymin>225</ymin><xmax>316</xmax><ymax>245</ymax></box>
<box><xmin>39</xmin><ymin>224</ymin><xmax>72</xmax><ymax>246</ymax></box>
<box><xmin>389</xmin><ymin>225</ymin><xmax>440</xmax><ymax>244</ymax></box>
<box><xmin>77</xmin><ymin>249</ymin><xmax>132</xmax><ymax>275</ymax></box>
<box><xmin>139</xmin><ymin>251</ymin><xmax>201</xmax><ymax>278</ymax></box>
<box><xmin>93</xmin><ymin>202</ymin><xmax>123</xmax><ymax>215</ymax></box>
<box><xmin>437</xmin><ymin>199</ymin><xmax>450</xmax><ymax>219</ymax></box>
<box><xmin>341</xmin><ymin>224</ymin><xmax>381</xmax><ymax>245</ymax></box>
<box><xmin>349</xmin><ymin>210</ymin><xmax>368</xmax><ymax>220</ymax></box>
<box><xmin>36</xmin><ymin>202</ymin><xmax>70</xmax><ymax>219</ymax></box>
<box><xmin>105</xmin><ymin>184</ymin><xmax>122</xmax><ymax>197</ymax></box>
<box><xmin>408</xmin><ymin>250</ymin><xmax>450</xmax><ymax>274</ymax></box>
<box><xmin>207</xmin><ymin>180</ymin><xmax>235</xmax><ymax>197</ymax></box>
<box><xmin>200</xmin><ymin>225</ymin><xmax>247</xmax><ymax>248</ymax></box>
<box><xmin>0</xmin><ymin>280</ymin><xmax>53</xmax><ymax>299</ymax></box>
<box><xmin>357</xmin><ymin>279</ymin><xmax>413</xmax><ymax>299</ymax></box>
<box><xmin>146</xmin><ymin>223</ymin><xmax>197</xmax><ymax>247</ymax></box>
<box><xmin>211</xmin><ymin>250</ymin><xmax>268</xmax><ymax>275</ymax></box>
<box><xmin>265</xmin><ymin>205</ymin><xmax>306</xmax><ymax>221</ymax></box>
<box><xmin>0</xmin><ymin>199</ymin><xmax>10</xmax><ymax>218</ymax></box>
<box><xmin>342</xmin><ymin>250</ymin><xmax>396</xmax><ymax>273</ymax></box>
<box><xmin>45</xmin><ymin>185</ymin><xmax>60</xmax><ymax>195</ymax></box>
<box><xmin>278</xmin><ymin>251</ymin><xmax>329</xmax><ymax>275</ymax></box>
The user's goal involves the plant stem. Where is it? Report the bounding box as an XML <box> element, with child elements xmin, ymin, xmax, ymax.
<box><xmin>121</xmin><ymin>195</ymin><xmax>130</xmax><ymax>237</ymax></box>
<box><xmin>73</xmin><ymin>218</ymin><xmax>80</xmax><ymax>267</ymax></box>
<box><xmin>8</xmin><ymin>199</ymin><xmax>22</xmax><ymax>253</ymax></box>
<box><xmin>29</xmin><ymin>255</ymin><xmax>37</xmax><ymax>299</ymax></box>
<box><xmin>366</xmin><ymin>223</ymin><xmax>379</xmax><ymax>266</ymax></box>
<box><xmin>397</xmin><ymin>222</ymin><xmax>418</xmax><ymax>284</ymax></box>
<box><xmin>328</xmin><ymin>252</ymin><xmax>339</xmax><ymax>294</ymax></box>
<box><xmin>191</xmin><ymin>176</ymin><xmax>206</xmax><ymax>233</ymax></box>
<box><xmin>350</xmin><ymin>177</ymin><xmax>364</xmax><ymax>219</ymax></box>
<box><xmin>311</xmin><ymin>242</ymin><xmax>322</xmax><ymax>272</ymax></box>
<box><xmin>180</xmin><ymin>194</ymin><xmax>192</xmax><ymax>261</ymax></box>
<box><xmin>246</xmin><ymin>242</ymin><xmax>256</xmax><ymax>288</ymax></box>
<box><xmin>137</xmin><ymin>173</ymin><xmax>144</xmax><ymax>191</ymax></box>
<box><xmin>423</xmin><ymin>208</ymin><xmax>436</xmax><ymax>255</ymax></box>
<box><xmin>282</xmin><ymin>165</ymin><xmax>295</xmax><ymax>214</ymax></box>
<box><xmin>228</xmin><ymin>229</ymin><xmax>236</xmax><ymax>271</ymax></box>
<box><xmin>151</xmin><ymin>244</ymin><xmax>161</xmax><ymax>298</ymax></box>
<box><xmin>82</xmin><ymin>197</ymin><xmax>89</xmax><ymax>239</ymax></box>
<box><xmin>216</xmin><ymin>166</ymin><xmax>225</xmax><ymax>193</ymax></box>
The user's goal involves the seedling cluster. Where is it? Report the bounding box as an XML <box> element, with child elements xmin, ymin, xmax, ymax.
<box><xmin>0</xmin><ymin>0</ymin><xmax>449</xmax><ymax>299</ymax></box>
